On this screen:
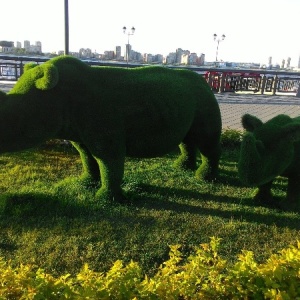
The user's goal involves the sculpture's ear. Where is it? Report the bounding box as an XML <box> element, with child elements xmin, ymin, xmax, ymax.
<box><xmin>279</xmin><ymin>123</ymin><xmax>300</xmax><ymax>143</ymax></box>
<box><xmin>24</xmin><ymin>63</ymin><xmax>38</xmax><ymax>72</ymax></box>
<box><xmin>33</xmin><ymin>63</ymin><xmax>59</xmax><ymax>90</ymax></box>
<box><xmin>242</xmin><ymin>114</ymin><xmax>263</xmax><ymax>132</ymax></box>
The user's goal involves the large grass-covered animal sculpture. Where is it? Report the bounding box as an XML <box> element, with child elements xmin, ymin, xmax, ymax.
<box><xmin>238</xmin><ymin>113</ymin><xmax>300</xmax><ymax>211</ymax></box>
<box><xmin>0</xmin><ymin>56</ymin><xmax>222</xmax><ymax>202</ymax></box>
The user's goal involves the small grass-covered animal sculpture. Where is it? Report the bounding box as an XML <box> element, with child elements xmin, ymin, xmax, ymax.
<box><xmin>0</xmin><ymin>56</ymin><xmax>222</xmax><ymax>202</ymax></box>
<box><xmin>238</xmin><ymin>113</ymin><xmax>300</xmax><ymax>211</ymax></box>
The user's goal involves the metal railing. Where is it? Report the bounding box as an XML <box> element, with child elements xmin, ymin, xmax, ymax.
<box><xmin>204</xmin><ymin>71</ymin><xmax>300</xmax><ymax>95</ymax></box>
<box><xmin>0</xmin><ymin>62</ymin><xmax>21</xmax><ymax>80</ymax></box>
<box><xmin>1</xmin><ymin>54</ymin><xmax>300</xmax><ymax>96</ymax></box>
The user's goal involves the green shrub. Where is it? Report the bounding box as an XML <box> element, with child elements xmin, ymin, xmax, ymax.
<box><xmin>221</xmin><ymin>127</ymin><xmax>244</xmax><ymax>148</ymax></box>
<box><xmin>1</xmin><ymin>237</ymin><xmax>299</xmax><ymax>299</ymax></box>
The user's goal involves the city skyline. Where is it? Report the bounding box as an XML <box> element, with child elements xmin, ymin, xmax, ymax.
<box><xmin>0</xmin><ymin>40</ymin><xmax>207</xmax><ymax>66</ymax></box>
<box><xmin>2</xmin><ymin>0</ymin><xmax>300</xmax><ymax>66</ymax></box>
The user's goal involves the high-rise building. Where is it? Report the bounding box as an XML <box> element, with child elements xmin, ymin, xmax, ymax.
<box><xmin>126</xmin><ymin>43</ymin><xmax>132</xmax><ymax>61</ymax></box>
<box><xmin>22</xmin><ymin>40</ymin><xmax>42</xmax><ymax>53</ymax></box>
<box><xmin>298</xmin><ymin>55</ymin><xmax>300</xmax><ymax>68</ymax></box>
<box><xmin>35</xmin><ymin>41</ymin><xmax>42</xmax><ymax>53</ymax></box>
<box><xmin>176</xmin><ymin>48</ymin><xmax>190</xmax><ymax>64</ymax></box>
<box><xmin>153</xmin><ymin>54</ymin><xmax>163</xmax><ymax>63</ymax></box>
<box><xmin>188</xmin><ymin>53</ymin><xmax>198</xmax><ymax>65</ymax></box>
<box><xmin>286</xmin><ymin>57</ymin><xmax>291</xmax><ymax>69</ymax></box>
<box><xmin>198</xmin><ymin>53</ymin><xmax>205</xmax><ymax>66</ymax></box>
<box><xmin>79</xmin><ymin>48</ymin><xmax>92</xmax><ymax>58</ymax></box>
<box><xmin>115</xmin><ymin>46</ymin><xmax>121</xmax><ymax>60</ymax></box>
<box><xmin>144</xmin><ymin>53</ymin><xmax>153</xmax><ymax>63</ymax></box>
<box><xmin>104</xmin><ymin>50</ymin><xmax>114</xmax><ymax>60</ymax></box>
<box><xmin>24</xmin><ymin>40</ymin><xmax>30</xmax><ymax>51</ymax></box>
<box><xmin>165</xmin><ymin>52</ymin><xmax>176</xmax><ymax>64</ymax></box>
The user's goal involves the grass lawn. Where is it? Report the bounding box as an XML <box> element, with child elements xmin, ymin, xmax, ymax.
<box><xmin>0</xmin><ymin>134</ymin><xmax>299</xmax><ymax>278</ymax></box>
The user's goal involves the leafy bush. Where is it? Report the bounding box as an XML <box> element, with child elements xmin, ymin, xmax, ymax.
<box><xmin>1</xmin><ymin>237</ymin><xmax>299</xmax><ymax>299</ymax></box>
<box><xmin>221</xmin><ymin>127</ymin><xmax>244</xmax><ymax>148</ymax></box>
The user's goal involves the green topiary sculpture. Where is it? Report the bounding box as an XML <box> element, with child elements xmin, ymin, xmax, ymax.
<box><xmin>238</xmin><ymin>113</ymin><xmax>300</xmax><ymax>210</ymax></box>
<box><xmin>0</xmin><ymin>56</ymin><xmax>222</xmax><ymax>202</ymax></box>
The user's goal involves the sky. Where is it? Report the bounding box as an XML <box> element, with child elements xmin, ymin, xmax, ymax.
<box><xmin>2</xmin><ymin>0</ymin><xmax>300</xmax><ymax>66</ymax></box>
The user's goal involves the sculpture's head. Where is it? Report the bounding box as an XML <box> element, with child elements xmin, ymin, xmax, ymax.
<box><xmin>0</xmin><ymin>60</ymin><xmax>64</xmax><ymax>152</ymax></box>
<box><xmin>9</xmin><ymin>61</ymin><xmax>59</xmax><ymax>95</ymax></box>
<box><xmin>238</xmin><ymin>114</ymin><xmax>300</xmax><ymax>186</ymax></box>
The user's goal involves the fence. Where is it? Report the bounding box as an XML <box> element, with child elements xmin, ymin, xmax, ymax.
<box><xmin>1</xmin><ymin>55</ymin><xmax>300</xmax><ymax>96</ymax></box>
<box><xmin>0</xmin><ymin>62</ymin><xmax>21</xmax><ymax>80</ymax></box>
<box><xmin>205</xmin><ymin>71</ymin><xmax>300</xmax><ymax>95</ymax></box>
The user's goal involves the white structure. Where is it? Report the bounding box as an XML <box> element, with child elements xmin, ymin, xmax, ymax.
<box><xmin>115</xmin><ymin>46</ymin><xmax>121</xmax><ymax>60</ymax></box>
<box><xmin>0</xmin><ymin>41</ymin><xmax>14</xmax><ymax>53</ymax></box>
<box><xmin>24</xmin><ymin>40</ymin><xmax>30</xmax><ymax>51</ymax></box>
<box><xmin>188</xmin><ymin>53</ymin><xmax>198</xmax><ymax>65</ymax></box>
<box><xmin>35</xmin><ymin>41</ymin><xmax>42</xmax><ymax>53</ymax></box>
<box><xmin>23</xmin><ymin>40</ymin><xmax>42</xmax><ymax>53</ymax></box>
<box><xmin>198</xmin><ymin>53</ymin><xmax>205</xmax><ymax>65</ymax></box>
<box><xmin>286</xmin><ymin>57</ymin><xmax>291</xmax><ymax>69</ymax></box>
<box><xmin>165</xmin><ymin>52</ymin><xmax>176</xmax><ymax>64</ymax></box>
<box><xmin>15</xmin><ymin>41</ymin><xmax>22</xmax><ymax>48</ymax></box>
<box><xmin>79</xmin><ymin>48</ymin><xmax>92</xmax><ymax>58</ymax></box>
<box><xmin>144</xmin><ymin>53</ymin><xmax>153</xmax><ymax>63</ymax></box>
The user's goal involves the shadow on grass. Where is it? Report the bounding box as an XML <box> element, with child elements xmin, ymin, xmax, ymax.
<box><xmin>0</xmin><ymin>188</ymin><xmax>156</xmax><ymax>229</ymax></box>
<box><xmin>0</xmin><ymin>192</ymin><xmax>94</xmax><ymax>220</ymax></box>
<box><xmin>217</xmin><ymin>169</ymin><xmax>243</xmax><ymax>187</ymax></box>
<box><xmin>0</xmin><ymin>178</ymin><xmax>299</xmax><ymax>231</ymax></box>
<box><xmin>127</xmin><ymin>184</ymin><xmax>300</xmax><ymax>230</ymax></box>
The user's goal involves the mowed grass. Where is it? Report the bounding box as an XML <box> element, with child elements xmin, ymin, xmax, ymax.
<box><xmin>0</xmin><ymin>133</ymin><xmax>299</xmax><ymax>278</ymax></box>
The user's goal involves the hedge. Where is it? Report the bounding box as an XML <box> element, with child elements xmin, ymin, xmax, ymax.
<box><xmin>1</xmin><ymin>237</ymin><xmax>299</xmax><ymax>299</ymax></box>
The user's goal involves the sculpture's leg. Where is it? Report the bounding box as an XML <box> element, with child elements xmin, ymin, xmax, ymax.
<box><xmin>95</xmin><ymin>155</ymin><xmax>126</xmax><ymax>203</ymax></box>
<box><xmin>284</xmin><ymin>177</ymin><xmax>300</xmax><ymax>211</ymax></box>
<box><xmin>71</xmin><ymin>142</ymin><xmax>100</xmax><ymax>184</ymax></box>
<box><xmin>195</xmin><ymin>133</ymin><xmax>221</xmax><ymax>181</ymax></box>
<box><xmin>83</xmin><ymin>136</ymin><xmax>127</xmax><ymax>203</ymax></box>
<box><xmin>174</xmin><ymin>129</ymin><xmax>221</xmax><ymax>181</ymax></box>
<box><xmin>253</xmin><ymin>181</ymin><xmax>274</xmax><ymax>205</ymax></box>
<box><xmin>195</xmin><ymin>147</ymin><xmax>221</xmax><ymax>181</ymax></box>
<box><xmin>174</xmin><ymin>142</ymin><xmax>197</xmax><ymax>171</ymax></box>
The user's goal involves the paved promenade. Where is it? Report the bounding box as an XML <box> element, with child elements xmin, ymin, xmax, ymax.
<box><xmin>217</xmin><ymin>92</ymin><xmax>300</xmax><ymax>130</ymax></box>
<box><xmin>1</xmin><ymin>81</ymin><xmax>300</xmax><ymax>131</ymax></box>
<box><xmin>0</xmin><ymin>81</ymin><xmax>15</xmax><ymax>93</ymax></box>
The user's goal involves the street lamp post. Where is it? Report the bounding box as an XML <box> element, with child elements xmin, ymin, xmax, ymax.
<box><xmin>64</xmin><ymin>0</ymin><xmax>69</xmax><ymax>55</ymax></box>
<box><xmin>123</xmin><ymin>26</ymin><xmax>135</xmax><ymax>65</ymax></box>
<box><xmin>213</xmin><ymin>33</ymin><xmax>226</xmax><ymax>63</ymax></box>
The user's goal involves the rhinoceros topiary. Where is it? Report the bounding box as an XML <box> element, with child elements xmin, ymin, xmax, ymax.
<box><xmin>238</xmin><ymin>113</ymin><xmax>300</xmax><ymax>210</ymax></box>
<box><xmin>0</xmin><ymin>55</ymin><xmax>222</xmax><ymax>203</ymax></box>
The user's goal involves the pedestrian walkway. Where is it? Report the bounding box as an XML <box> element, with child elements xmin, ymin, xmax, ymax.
<box><xmin>216</xmin><ymin>92</ymin><xmax>300</xmax><ymax>130</ymax></box>
<box><xmin>0</xmin><ymin>81</ymin><xmax>16</xmax><ymax>93</ymax></box>
<box><xmin>1</xmin><ymin>81</ymin><xmax>300</xmax><ymax>131</ymax></box>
